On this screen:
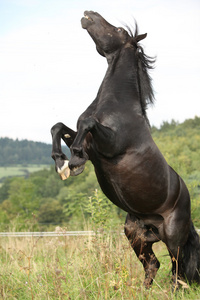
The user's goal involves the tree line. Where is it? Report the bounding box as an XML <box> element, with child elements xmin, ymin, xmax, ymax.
<box><xmin>0</xmin><ymin>137</ymin><xmax>71</xmax><ymax>166</ymax></box>
<box><xmin>0</xmin><ymin>138</ymin><xmax>53</xmax><ymax>166</ymax></box>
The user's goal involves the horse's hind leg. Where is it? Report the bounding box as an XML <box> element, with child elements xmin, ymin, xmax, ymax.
<box><xmin>159</xmin><ymin>181</ymin><xmax>191</xmax><ymax>290</ymax></box>
<box><xmin>160</xmin><ymin>221</ymin><xmax>189</xmax><ymax>292</ymax></box>
<box><xmin>161</xmin><ymin>214</ymin><xmax>191</xmax><ymax>291</ymax></box>
<box><xmin>125</xmin><ymin>213</ymin><xmax>160</xmax><ymax>288</ymax></box>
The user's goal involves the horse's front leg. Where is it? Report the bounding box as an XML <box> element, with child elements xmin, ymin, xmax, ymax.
<box><xmin>69</xmin><ymin>117</ymin><xmax>116</xmax><ymax>175</ymax></box>
<box><xmin>51</xmin><ymin>122</ymin><xmax>77</xmax><ymax>180</ymax></box>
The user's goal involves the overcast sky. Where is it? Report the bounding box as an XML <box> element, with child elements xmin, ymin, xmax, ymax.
<box><xmin>0</xmin><ymin>0</ymin><xmax>200</xmax><ymax>143</ymax></box>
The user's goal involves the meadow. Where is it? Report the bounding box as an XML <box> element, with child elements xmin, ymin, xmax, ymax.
<box><xmin>0</xmin><ymin>225</ymin><xmax>200</xmax><ymax>300</ymax></box>
<box><xmin>0</xmin><ymin>165</ymin><xmax>50</xmax><ymax>182</ymax></box>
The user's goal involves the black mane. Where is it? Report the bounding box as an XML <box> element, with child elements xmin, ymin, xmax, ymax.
<box><xmin>125</xmin><ymin>23</ymin><xmax>156</xmax><ymax>119</ymax></box>
<box><xmin>136</xmin><ymin>46</ymin><xmax>155</xmax><ymax>114</ymax></box>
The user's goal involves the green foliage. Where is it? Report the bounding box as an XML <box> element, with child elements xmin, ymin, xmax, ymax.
<box><xmin>0</xmin><ymin>162</ymin><xmax>122</xmax><ymax>230</ymax></box>
<box><xmin>0</xmin><ymin>116</ymin><xmax>200</xmax><ymax>230</ymax></box>
<box><xmin>38</xmin><ymin>198</ymin><xmax>65</xmax><ymax>224</ymax></box>
<box><xmin>0</xmin><ymin>177</ymin><xmax>40</xmax><ymax>227</ymax></box>
<box><xmin>0</xmin><ymin>177</ymin><xmax>14</xmax><ymax>203</ymax></box>
<box><xmin>84</xmin><ymin>189</ymin><xmax>120</xmax><ymax>230</ymax></box>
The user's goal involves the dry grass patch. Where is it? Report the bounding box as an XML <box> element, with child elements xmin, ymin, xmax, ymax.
<box><xmin>0</xmin><ymin>228</ymin><xmax>199</xmax><ymax>299</ymax></box>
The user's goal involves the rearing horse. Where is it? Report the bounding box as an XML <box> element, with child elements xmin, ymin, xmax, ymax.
<box><xmin>51</xmin><ymin>11</ymin><xmax>200</xmax><ymax>289</ymax></box>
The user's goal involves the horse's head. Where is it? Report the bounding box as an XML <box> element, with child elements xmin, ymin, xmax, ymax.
<box><xmin>81</xmin><ymin>11</ymin><xmax>147</xmax><ymax>58</ymax></box>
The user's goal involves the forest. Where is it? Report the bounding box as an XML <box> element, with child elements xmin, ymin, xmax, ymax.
<box><xmin>0</xmin><ymin>116</ymin><xmax>200</xmax><ymax>231</ymax></box>
<box><xmin>0</xmin><ymin>137</ymin><xmax>52</xmax><ymax>166</ymax></box>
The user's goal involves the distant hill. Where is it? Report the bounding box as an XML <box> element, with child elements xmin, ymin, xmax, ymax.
<box><xmin>0</xmin><ymin>138</ymin><xmax>72</xmax><ymax>166</ymax></box>
<box><xmin>0</xmin><ymin>138</ymin><xmax>53</xmax><ymax>166</ymax></box>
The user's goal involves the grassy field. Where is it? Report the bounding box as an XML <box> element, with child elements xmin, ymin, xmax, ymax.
<box><xmin>0</xmin><ymin>226</ymin><xmax>199</xmax><ymax>299</ymax></box>
<box><xmin>0</xmin><ymin>165</ymin><xmax>50</xmax><ymax>181</ymax></box>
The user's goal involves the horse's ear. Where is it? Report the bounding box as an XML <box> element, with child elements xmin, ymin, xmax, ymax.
<box><xmin>135</xmin><ymin>33</ymin><xmax>147</xmax><ymax>43</ymax></box>
<box><xmin>96</xmin><ymin>45</ymin><xmax>105</xmax><ymax>57</ymax></box>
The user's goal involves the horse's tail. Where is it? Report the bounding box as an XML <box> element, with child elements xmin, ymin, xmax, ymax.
<box><xmin>182</xmin><ymin>221</ymin><xmax>200</xmax><ymax>284</ymax></box>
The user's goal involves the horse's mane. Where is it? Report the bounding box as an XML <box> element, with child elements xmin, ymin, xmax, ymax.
<box><xmin>125</xmin><ymin>23</ymin><xmax>156</xmax><ymax>120</ymax></box>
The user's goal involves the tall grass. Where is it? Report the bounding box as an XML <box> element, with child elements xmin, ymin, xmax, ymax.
<box><xmin>0</xmin><ymin>225</ymin><xmax>199</xmax><ymax>299</ymax></box>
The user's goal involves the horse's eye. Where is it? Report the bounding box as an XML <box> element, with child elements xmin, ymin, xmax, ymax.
<box><xmin>116</xmin><ymin>27</ymin><xmax>123</xmax><ymax>32</ymax></box>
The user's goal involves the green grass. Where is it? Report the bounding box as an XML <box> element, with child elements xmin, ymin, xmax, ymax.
<box><xmin>0</xmin><ymin>165</ymin><xmax>50</xmax><ymax>181</ymax></box>
<box><xmin>0</xmin><ymin>226</ymin><xmax>199</xmax><ymax>299</ymax></box>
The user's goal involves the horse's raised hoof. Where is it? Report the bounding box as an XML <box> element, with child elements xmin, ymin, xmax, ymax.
<box><xmin>56</xmin><ymin>160</ymin><xmax>70</xmax><ymax>180</ymax></box>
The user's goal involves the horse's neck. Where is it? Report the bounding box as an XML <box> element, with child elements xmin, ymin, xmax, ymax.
<box><xmin>100</xmin><ymin>48</ymin><xmax>141</xmax><ymax>104</ymax></box>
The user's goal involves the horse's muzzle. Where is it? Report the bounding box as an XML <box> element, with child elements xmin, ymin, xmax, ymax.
<box><xmin>70</xmin><ymin>164</ymin><xmax>85</xmax><ymax>176</ymax></box>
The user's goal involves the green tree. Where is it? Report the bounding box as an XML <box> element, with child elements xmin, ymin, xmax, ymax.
<box><xmin>38</xmin><ymin>198</ymin><xmax>65</xmax><ymax>224</ymax></box>
<box><xmin>5</xmin><ymin>177</ymin><xmax>39</xmax><ymax>219</ymax></box>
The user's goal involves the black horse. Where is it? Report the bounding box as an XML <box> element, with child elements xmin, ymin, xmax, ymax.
<box><xmin>51</xmin><ymin>11</ymin><xmax>200</xmax><ymax>289</ymax></box>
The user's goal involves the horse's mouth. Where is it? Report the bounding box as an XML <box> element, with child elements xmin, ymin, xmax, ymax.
<box><xmin>81</xmin><ymin>12</ymin><xmax>93</xmax><ymax>29</ymax></box>
<box><xmin>84</xmin><ymin>13</ymin><xmax>93</xmax><ymax>22</ymax></box>
<box><xmin>70</xmin><ymin>164</ymin><xmax>85</xmax><ymax>176</ymax></box>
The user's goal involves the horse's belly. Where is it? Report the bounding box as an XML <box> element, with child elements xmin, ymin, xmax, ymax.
<box><xmin>94</xmin><ymin>152</ymin><xmax>169</xmax><ymax>214</ymax></box>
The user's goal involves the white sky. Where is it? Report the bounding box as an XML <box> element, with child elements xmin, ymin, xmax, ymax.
<box><xmin>0</xmin><ymin>0</ymin><xmax>200</xmax><ymax>143</ymax></box>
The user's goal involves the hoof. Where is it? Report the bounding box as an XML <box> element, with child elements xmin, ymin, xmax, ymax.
<box><xmin>57</xmin><ymin>160</ymin><xmax>70</xmax><ymax>180</ymax></box>
<box><xmin>143</xmin><ymin>277</ymin><xmax>153</xmax><ymax>289</ymax></box>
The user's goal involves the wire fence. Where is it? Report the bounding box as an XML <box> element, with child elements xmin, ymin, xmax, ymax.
<box><xmin>0</xmin><ymin>229</ymin><xmax>199</xmax><ymax>237</ymax></box>
<box><xmin>0</xmin><ymin>231</ymin><xmax>96</xmax><ymax>237</ymax></box>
